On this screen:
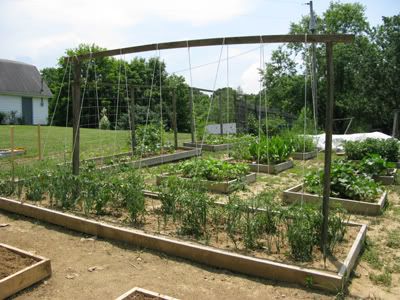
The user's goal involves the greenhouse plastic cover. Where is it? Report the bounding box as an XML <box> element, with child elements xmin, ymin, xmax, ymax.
<box><xmin>312</xmin><ymin>132</ymin><xmax>396</xmax><ymax>151</ymax></box>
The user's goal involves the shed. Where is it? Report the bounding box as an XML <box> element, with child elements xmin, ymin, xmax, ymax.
<box><xmin>0</xmin><ymin>59</ymin><xmax>52</xmax><ymax>125</ymax></box>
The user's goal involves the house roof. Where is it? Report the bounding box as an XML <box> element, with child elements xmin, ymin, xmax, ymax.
<box><xmin>0</xmin><ymin>59</ymin><xmax>53</xmax><ymax>98</ymax></box>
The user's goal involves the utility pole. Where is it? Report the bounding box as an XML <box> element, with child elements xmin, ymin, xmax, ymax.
<box><xmin>307</xmin><ymin>1</ymin><xmax>318</xmax><ymax>130</ymax></box>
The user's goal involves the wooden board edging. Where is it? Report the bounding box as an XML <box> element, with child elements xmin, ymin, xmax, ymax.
<box><xmin>292</xmin><ymin>151</ymin><xmax>318</xmax><ymax>160</ymax></box>
<box><xmin>248</xmin><ymin>160</ymin><xmax>294</xmax><ymax>174</ymax></box>
<box><xmin>116</xmin><ymin>287</ymin><xmax>179</xmax><ymax>300</ymax></box>
<box><xmin>0</xmin><ymin>196</ymin><xmax>361</xmax><ymax>292</ymax></box>
<box><xmin>282</xmin><ymin>184</ymin><xmax>387</xmax><ymax>216</ymax></box>
<box><xmin>183</xmin><ymin>142</ymin><xmax>233</xmax><ymax>152</ymax></box>
<box><xmin>99</xmin><ymin>148</ymin><xmax>201</xmax><ymax>171</ymax></box>
<box><xmin>0</xmin><ymin>243</ymin><xmax>51</xmax><ymax>299</ymax></box>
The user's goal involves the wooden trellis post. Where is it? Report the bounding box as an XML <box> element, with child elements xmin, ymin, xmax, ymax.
<box><xmin>129</xmin><ymin>86</ymin><xmax>136</xmax><ymax>154</ymax></box>
<box><xmin>72</xmin><ymin>60</ymin><xmax>81</xmax><ymax>176</ymax></box>
<box><xmin>172</xmin><ymin>89</ymin><xmax>178</xmax><ymax>149</ymax></box>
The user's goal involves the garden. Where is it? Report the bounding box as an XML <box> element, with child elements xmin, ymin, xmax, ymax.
<box><xmin>2</xmin><ymin>121</ymin><xmax>400</xmax><ymax>296</ymax></box>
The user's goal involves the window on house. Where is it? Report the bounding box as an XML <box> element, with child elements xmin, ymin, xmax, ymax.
<box><xmin>40</xmin><ymin>98</ymin><xmax>44</xmax><ymax>107</ymax></box>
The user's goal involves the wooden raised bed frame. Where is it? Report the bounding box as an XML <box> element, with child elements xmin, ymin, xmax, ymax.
<box><xmin>183</xmin><ymin>142</ymin><xmax>233</xmax><ymax>152</ymax></box>
<box><xmin>0</xmin><ymin>196</ymin><xmax>365</xmax><ymax>293</ymax></box>
<box><xmin>98</xmin><ymin>147</ymin><xmax>201</xmax><ymax>170</ymax></box>
<box><xmin>116</xmin><ymin>287</ymin><xmax>178</xmax><ymax>300</ymax></box>
<box><xmin>283</xmin><ymin>184</ymin><xmax>387</xmax><ymax>216</ymax></box>
<box><xmin>248</xmin><ymin>160</ymin><xmax>294</xmax><ymax>174</ymax></box>
<box><xmin>156</xmin><ymin>173</ymin><xmax>256</xmax><ymax>194</ymax></box>
<box><xmin>292</xmin><ymin>151</ymin><xmax>318</xmax><ymax>160</ymax></box>
<box><xmin>0</xmin><ymin>243</ymin><xmax>51</xmax><ymax>299</ymax></box>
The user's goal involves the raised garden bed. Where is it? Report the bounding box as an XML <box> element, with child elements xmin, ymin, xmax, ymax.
<box><xmin>183</xmin><ymin>142</ymin><xmax>233</xmax><ymax>152</ymax></box>
<box><xmin>247</xmin><ymin>160</ymin><xmax>294</xmax><ymax>174</ymax></box>
<box><xmin>116</xmin><ymin>287</ymin><xmax>178</xmax><ymax>300</ymax></box>
<box><xmin>282</xmin><ymin>184</ymin><xmax>387</xmax><ymax>216</ymax></box>
<box><xmin>156</xmin><ymin>173</ymin><xmax>256</xmax><ymax>194</ymax></box>
<box><xmin>99</xmin><ymin>147</ymin><xmax>201</xmax><ymax>170</ymax></box>
<box><xmin>292</xmin><ymin>151</ymin><xmax>318</xmax><ymax>160</ymax></box>
<box><xmin>0</xmin><ymin>196</ymin><xmax>366</xmax><ymax>292</ymax></box>
<box><xmin>373</xmin><ymin>168</ymin><xmax>397</xmax><ymax>185</ymax></box>
<box><xmin>0</xmin><ymin>243</ymin><xmax>51</xmax><ymax>299</ymax></box>
<box><xmin>0</xmin><ymin>148</ymin><xmax>26</xmax><ymax>158</ymax></box>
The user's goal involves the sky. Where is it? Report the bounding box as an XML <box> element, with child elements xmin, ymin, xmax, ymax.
<box><xmin>0</xmin><ymin>0</ymin><xmax>399</xmax><ymax>94</ymax></box>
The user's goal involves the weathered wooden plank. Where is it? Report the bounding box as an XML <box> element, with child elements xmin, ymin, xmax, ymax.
<box><xmin>66</xmin><ymin>34</ymin><xmax>354</xmax><ymax>61</ymax></box>
<box><xmin>0</xmin><ymin>243</ymin><xmax>51</xmax><ymax>299</ymax></box>
<box><xmin>0</xmin><ymin>196</ymin><xmax>350</xmax><ymax>292</ymax></box>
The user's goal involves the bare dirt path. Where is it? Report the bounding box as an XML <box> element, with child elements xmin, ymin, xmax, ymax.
<box><xmin>0</xmin><ymin>211</ymin><xmax>333</xmax><ymax>300</ymax></box>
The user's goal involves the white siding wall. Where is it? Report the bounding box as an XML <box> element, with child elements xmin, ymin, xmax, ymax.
<box><xmin>0</xmin><ymin>95</ymin><xmax>22</xmax><ymax>122</ymax></box>
<box><xmin>33</xmin><ymin>97</ymin><xmax>48</xmax><ymax>125</ymax></box>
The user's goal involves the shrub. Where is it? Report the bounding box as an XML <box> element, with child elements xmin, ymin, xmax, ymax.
<box><xmin>99</xmin><ymin>108</ymin><xmax>110</xmax><ymax>130</ymax></box>
<box><xmin>344</xmin><ymin>138</ymin><xmax>400</xmax><ymax>162</ymax></box>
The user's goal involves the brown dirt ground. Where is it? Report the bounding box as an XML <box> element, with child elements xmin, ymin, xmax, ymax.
<box><xmin>0</xmin><ymin>211</ymin><xmax>334</xmax><ymax>300</ymax></box>
<box><xmin>0</xmin><ymin>246</ymin><xmax>36</xmax><ymax>279</ymax></box>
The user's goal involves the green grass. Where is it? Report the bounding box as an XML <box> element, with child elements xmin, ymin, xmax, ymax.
<box><xmin>386</xmin><ymin>229</ymin><xmax>400</xmax><ymax>249</ymax></box>
<box><xmin>363</xmin><ymin>240</ymin><xmax>383</xmax><ymax>270</ymax></box>
<box><xmin>0</xmin><ymin>125</ymin><xmax>191</xmax><ymax>176</ymax></box>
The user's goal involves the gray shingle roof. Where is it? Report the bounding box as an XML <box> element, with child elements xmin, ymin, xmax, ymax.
<box><xmin>0</xmin><ymin>59</ymin><xmax>53</xmax><ymax>98</ymax></box>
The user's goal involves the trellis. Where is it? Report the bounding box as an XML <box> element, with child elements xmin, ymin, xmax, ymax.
<box><xmin>65</xmin><ymin>33</ymin><xmax>354</xmax><ymax>261</ymax></box>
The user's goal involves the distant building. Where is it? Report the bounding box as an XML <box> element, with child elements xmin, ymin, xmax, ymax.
<box><xmin>0</xmin><ymin>59</ymin><xmax>52</xmax><ymax>125</ymax></box>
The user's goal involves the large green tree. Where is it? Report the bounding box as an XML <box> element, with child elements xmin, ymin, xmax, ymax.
<box><xmin>262</xmin><ymin>1</ymin><xmax>399</xmax><ymax>133</ymax></box>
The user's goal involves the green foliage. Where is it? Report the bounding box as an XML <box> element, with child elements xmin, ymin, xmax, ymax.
<box><xmin>0</xmin><ymin>179</ymin><xmax>15</xmax><ymax>196</ymax></box>
<box><xmin>305</xmin><ymin>159</ymin><xmax>383</xmax><ymax>202</ymax></box>
<box><xmin>134</xmin><ymin>123</ymin><xmax>173</xmax><ymax>155</ymax></box>
<box><xmin>119</xmin><ymin>169</ymin><xmax>145</xmax><ymax>223</ymax></box>
<box><xmin>284</xmin><ymin>204</ymin><xmax>320</xmax><ymax>261</ymax></box>
<box><xmin>358</xmin><ymin>154</ymin><xmax>388</xmax><ymax>177</ymax></box>
<box><xmin>285</xmin><ymin>131</ymin><xmax>316</xmax><ymax>153</ymax></box>
<box><xmin>247</xmin><ymin>114</ymin><xmax>288</xmax><ymax>137</ymax></box>
<box><xmin>363</xmin><ymin>240</ymin><xmax>383</xmax><ymax>270</ymax></box>
<box><xmin>248</xmin><ymin>135</ymin><xmax>294</xmax><ymax>164</ymax></box>
<box><xmin>25</xmin><ymin>172</ymin><xmax>48</xmax><ymax>201</ymax></box>
<box><xmin>369</xmin><ymin>269</ymin><xmax>392</xmax><ymax>287</ymax></box>
<box><xmin>174</xmin><ymin>158</ymin><xmax>249</xmax><ymax>181</ymax></box>
<box><xmin>99</xmin><ymin>108</ymin><xmax>110</xmax><ymax>130</ymax></box>
<box><xmin>386</xmin><ymin>229</ymin><xmax>400</xmax><ymax>249</ymax></box>
<box><xmin>344</xmin><ymin>138</ymin><xmax>400</xmax><ymax>162</ymax></box>
<box><xmin>158</xmin><ymin>178</ymin><xmax>210</xmax><ymax>238</ymax></box>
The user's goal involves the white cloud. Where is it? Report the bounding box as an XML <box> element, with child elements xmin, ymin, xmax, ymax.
<box><xmin>240</xmin><ymin>62</ymin><xmax>262</xmax><ymax>94</ymax></box>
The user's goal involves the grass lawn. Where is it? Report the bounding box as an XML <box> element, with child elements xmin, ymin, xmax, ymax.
<box><xmin>0</xmin><ymin>125</ymin><xmax>191</xmax><ymax>174</ymax></box>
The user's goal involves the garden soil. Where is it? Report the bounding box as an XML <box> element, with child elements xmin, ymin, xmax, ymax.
<box><xmin>0</xmin><ymin>211</ymin><xmax>335</xmax><ymax>300</ymax></box>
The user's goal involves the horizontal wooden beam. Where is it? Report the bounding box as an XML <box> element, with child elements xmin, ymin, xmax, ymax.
<box><xmin>65</xmin><ymin>34</ymin><xmax>354</xmax><ymax>62</ymax></box>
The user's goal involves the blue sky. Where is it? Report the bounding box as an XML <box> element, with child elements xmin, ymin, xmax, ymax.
<box><xmin>0</xmin><ymin>0</ymin><xmax>398</xmax><ymax>93</ymax></box>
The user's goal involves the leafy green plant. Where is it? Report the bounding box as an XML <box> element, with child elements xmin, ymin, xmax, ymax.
<box><xmin>174</xmin><ymin>158</ymin><xmax>249</xmax><ymax>181</ymax></box>
<box><xmin>248</xmin><ymin>135</ymin><xmax>294</xmax><ymax>164</ymax></box>
<box><xmin>0</xmin><ymin>179</ymin><xmax>15</xmax><ymax>196</ymax></box>
<box><xmin>117</xmin><ymin>169</ymin><xmax>145</xmax><ymax>223</ymax></box>
<box><xmin>134</xmin><ymin>123</ymin><xmax>173</xmax><ymax>155</ymax></box>
<box><xmin>289</xmin><ymin>134</ymin><xmax>316</xmax><ymax>153</ymax></box>
<box><xmin>344</xmin><ymin>138</ymin><xmax>400</xmax><ymax>162</ymax></box>
<box><xmin>25</xmin><ymin>172</ymin><xmax>48</xmax><ymax>201</ymax></box>
<box><xmin>284</xmin><ymin>204</ymin><xmax>321</xmax><ymax>261</ymax></box>
<box><xmin>358</xmin><ymin>154</ymin><xmax>388</xmax><ymax>177</ymax></box>
<box><xmin>158</xmin><ymin>178</ymin><xmax>211</xmax><ymax>238</ymax></box>
<box><xmin>304</xmin><ymin>159</ymin><xmax>383</xmax><ymax>202</ymax></box>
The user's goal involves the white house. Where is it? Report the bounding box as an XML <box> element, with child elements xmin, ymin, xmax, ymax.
<box><xmin>0</xmin><ymin>59</ymin><xmax>52</xmax><ymax>125</ymax></box>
